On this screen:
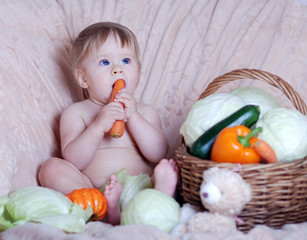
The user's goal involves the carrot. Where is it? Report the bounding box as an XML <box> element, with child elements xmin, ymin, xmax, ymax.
<box><xmin>109</xmin><ymin>79</ymin><xmax>125</xmax><ymax>102</ymax></box>
<box><xmin>109</xmin><ymin>79</ymin><xmax>125</xmax><ymax>138</ymax></box>
<box><xmin>251</xmin><ymin>139</ymin><xmax>277</xmax><ymax>163</ymax></box>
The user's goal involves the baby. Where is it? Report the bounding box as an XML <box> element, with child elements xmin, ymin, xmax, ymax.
<box><xmin>38</xmin><ymin>22</ymin><xmax>178</xmax><ymax>225</ymax></box>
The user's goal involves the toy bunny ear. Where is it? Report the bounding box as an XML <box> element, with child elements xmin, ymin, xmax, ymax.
<box><xmin>202</xmin><ymin>167</ymin><xmax>219</xmax><ymax>178</ymax></box>
<box><xmin>231</xmin><ymin>164</ymin><xmax>242</xmax><ymax>173</ymax></box>
<box><xmin>242</xmin><ymin>181</ymin><xmax>252</xmax><ymax>203</ymax></box>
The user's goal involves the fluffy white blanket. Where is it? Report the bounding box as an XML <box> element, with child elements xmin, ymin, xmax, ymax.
<box><xmin>1</xmin><ymin>221</ymin><xmax>307</xmax><ymax>240</ymax></box>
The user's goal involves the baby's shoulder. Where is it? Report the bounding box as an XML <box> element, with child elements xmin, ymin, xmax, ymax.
<box><xmin>61</xmin><ymin>100</ymin><xmax>90</xmax><ymax>118</ymax></box>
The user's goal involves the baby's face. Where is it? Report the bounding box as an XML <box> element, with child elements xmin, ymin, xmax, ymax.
<box><xmin>78</xmin><ymin>34</ymin><xmax>140</xmax><ymax>104</ymax></box>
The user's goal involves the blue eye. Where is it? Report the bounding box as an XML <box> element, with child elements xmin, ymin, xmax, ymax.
<box><xmin>99</xmin><ymin>59</ymin><xmax>110</xmax><ymax>66</ymax></box>
<box><xmin>122</xmin><ymin>58</ymin><xmax>130</xmax><ymax>64</ymax></box>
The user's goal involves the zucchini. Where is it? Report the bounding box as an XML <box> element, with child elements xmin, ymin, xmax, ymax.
<box><xmin>189</xmin><ymin>105</ymin><xmax>260</xmax><ymax>159</ymax></box>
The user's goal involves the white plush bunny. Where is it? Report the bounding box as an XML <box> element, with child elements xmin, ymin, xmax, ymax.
<box><xmin>172</xmin><ymin>166</ymin><xmax>252</xmax><ymax>238</ymax></box>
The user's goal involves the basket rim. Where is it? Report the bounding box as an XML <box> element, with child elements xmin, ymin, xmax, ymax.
<box><xmin>199</xmin><ymin>68</ymin><xmax>307</xmax><ymax>115</ymax></box>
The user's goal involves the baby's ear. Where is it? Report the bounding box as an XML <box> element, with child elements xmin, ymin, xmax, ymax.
<box><xmin>76</xmin><ymin>69</ymin><xmax>88</xmax><ymax>88</ymax></box>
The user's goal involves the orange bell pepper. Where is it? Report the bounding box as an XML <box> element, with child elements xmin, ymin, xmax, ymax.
<box><xmin>211</xmin><ymin>125</ymin><xmax>262</xmax><ymax>164</ymax></box>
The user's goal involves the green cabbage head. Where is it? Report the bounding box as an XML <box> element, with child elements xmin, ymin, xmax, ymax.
<box><xmin>180</xmin><ymin>93</ymin><xmax>245</xmax><ymax>147</ymax></box>
<box><xmin>256</xmin><ymin>108</ymin><xmax>307</xmax><ymax>162</ymax></box>
<box><xmin>0</xmin><ymin>186</ymin><xmax>92</xmax><ymax>233</ymax></box>
<box><xmin>120</xmin><ymin>189</ymin><xmax>180</xmax><ymax>233</ymax></box>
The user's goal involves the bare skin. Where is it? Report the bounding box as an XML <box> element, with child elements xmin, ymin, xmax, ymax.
<box><xmin>103</xmin><ymin>175</ymin><xmax>123</xmax><ymax>225</ymax></box>
<box><xmin>38</xmin><ymin>33</ymin><xmax>178</xmax><ymax>225</ymax></box>
<box><xmin>152</xmin><ymin>159</ymin><xmax>178</xmax><ymax>196</ymax></box>
<box><xmin>103</xmin><ymin>159</ymin><xmax>178</xmax><ymax>225</ymax></box>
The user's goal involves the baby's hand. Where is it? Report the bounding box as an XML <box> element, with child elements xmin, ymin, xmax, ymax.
<box><xmin>114</xmin><ymin>89</ymin><xmax>137</xmax><ymax>120</ymax></box>
<box><xmin>95</xmin><ymin>102</ymin><xmax>125</xmax><ymax>133</ymax></box>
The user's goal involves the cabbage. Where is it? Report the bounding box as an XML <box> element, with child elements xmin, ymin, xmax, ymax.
<box><xmin>0</xmin><ymin>186</ymin><xmax>93</xmax><ymax>233</ymax></box>
<box><xmin>256</xmin><ymin>108</ymin><xmax>307</xmax><ymax>162</ymax></box>
<box><xmin>231</xmin><ymin>86</ymin><xmax>281</xmax><ymax>117</ymax></box>
<box><xmin>180</xmin><ymin>93</ymin><xmax>245</xmax><ymax>147</ymax></box>
<box><xmin>101</xmin><ymin>170</ymin><xmax>179</xmax><ymax>233</ymax></box>
<box><xmin>180</xmin><ymin>87</ymin><xmax>281</xmax><ymax>147</ymax></box>
<box><xmin>120</xmin><ymin>189</ymin><xmax>180</xmax><ymax>233</ymax></box>
<box><xmin>100</xmin><ymin>168</ymin><xmax>153</xmax><ymax>211</ymax></box>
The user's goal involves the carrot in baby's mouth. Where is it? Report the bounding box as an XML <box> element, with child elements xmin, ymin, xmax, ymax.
<box><xmin>109</xmin><ymin>79</ymin><xmax>125</xmax><ymax>138</ymax></box>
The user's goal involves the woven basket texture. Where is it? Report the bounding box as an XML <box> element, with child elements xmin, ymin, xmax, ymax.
<box><xmin>175</xmin><ymin>69</ymin><xmax>307</xmax><ymax>232</ymax></box>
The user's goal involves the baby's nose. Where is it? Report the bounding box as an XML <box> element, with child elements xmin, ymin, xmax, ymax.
<box><xmin>111</xmin><ymin>66</ymin><xmax>123</xmax><ymax>76</ymax></box>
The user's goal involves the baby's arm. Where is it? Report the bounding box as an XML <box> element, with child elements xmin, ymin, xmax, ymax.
<box><xmin>116</xmin><ymin>89</ymin><xmax>168</xmax><ymax>162</ymax></box>
<box><xmin>60</xmin><ymin>102</ymin><xmax>125</xmax><ymax>170</ymax></box>
<box><xmin>127</xmin><ymin>105</ymin><xmax>168</xmax><ymax>163</ymax></box>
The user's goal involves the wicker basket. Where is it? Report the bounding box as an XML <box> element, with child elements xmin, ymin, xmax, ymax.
<box><xmin>175</xmin><ymin>69</ymin><xmax>307</xmax><ymax>232</ymax></box>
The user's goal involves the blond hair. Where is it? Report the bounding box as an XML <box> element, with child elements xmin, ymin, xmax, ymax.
<box><xmin>71</xmin><ymin>22</ymin><xmax>141</xmax><ymax>98</ymax></box>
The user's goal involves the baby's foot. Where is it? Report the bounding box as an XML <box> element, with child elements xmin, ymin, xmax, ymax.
<box><xmin>103</xmin><ymin>174</ymin><xmax>122</xmax><ymax>225</ymax></box>
<box><xmin>152</xmin><ymin>159</ymin><xmax>178</xmax><ymax>197</ymax></box>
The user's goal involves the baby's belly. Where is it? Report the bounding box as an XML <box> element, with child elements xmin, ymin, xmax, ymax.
<box><xmin>82</xmin><ymin>147</ymin><xmax>153</xmax><ymax>188</ymax></box>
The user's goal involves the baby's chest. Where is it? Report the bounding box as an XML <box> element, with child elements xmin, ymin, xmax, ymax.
<box><xmin>99</xmin><ymin>130</ymin><xmax>136</xmax><ymax>149</ymax></box>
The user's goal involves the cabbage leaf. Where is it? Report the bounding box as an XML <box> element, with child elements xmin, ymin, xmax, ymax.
<box><xmin>231</xmin><ymin>86</ymin><xmax>281</xmax><ymax>117</ymax></box>
<box><xmin>0</xmin><ymin>186</ymin><xmax>93</xmax><ymax>233</ymax></box>
<box><xmin>256</xmin><ymin>108</ymin><xmax>307</xmax><ymax>162</ymax></box>
<box><xmin>180</xmin><ymin>87</ymin><xmax>281</xmax><ymax>148</ymax></box>
<box><xmin>100</xmin><ymin>168</ymin><xmax>153</xmax><ymax>211</ymax></box>
<box><xmin>120</xmin><ymin>189</ymin><xmax>180</xmax><ymax>233</ymax></box>
<box><xmin>180</xmin><ymin>93</ymin><xmax>245</xmax><ymax>147</ymax></box>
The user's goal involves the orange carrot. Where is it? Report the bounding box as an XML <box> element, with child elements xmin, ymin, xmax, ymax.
<box><xmin>251</xmin><ymin>139</ymin><xmax>277</xmax><ymax>163</ymax></box>
<box><xmin>109</xmin><ymin>79</ymin><xmax>125</xmax><ymax>138</ymax></box>
<box><xmin>109</xmin><ymin>79</ymin><xmax>125</xmax><ymax>102</ymax></box>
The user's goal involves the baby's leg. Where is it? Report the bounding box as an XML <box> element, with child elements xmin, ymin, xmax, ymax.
<box><xmin>38</xmin><ymin>157</ymin><xmax>93</xmax><ymax>195</ymax></box>
<box><xmin>152</xmin><ymin>159</ymin><xmax>178</xmax><ymax>197</ymax></box>
<box><xmin>103</xmin><ymin>175</ymin><xmax>122</xmax><ymax>225</ymax></box>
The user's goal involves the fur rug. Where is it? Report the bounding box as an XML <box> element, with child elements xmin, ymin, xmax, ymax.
<box><xmin>1</xmin><ymin>222</ymin><xmax>307</xmax><ymax>240</ymax></box>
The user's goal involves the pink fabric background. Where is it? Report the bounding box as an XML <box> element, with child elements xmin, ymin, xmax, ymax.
<box><xmin>0</xmin><ymin>0</ymin><xmax>306</xmax><ymax>198</ymax></box>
